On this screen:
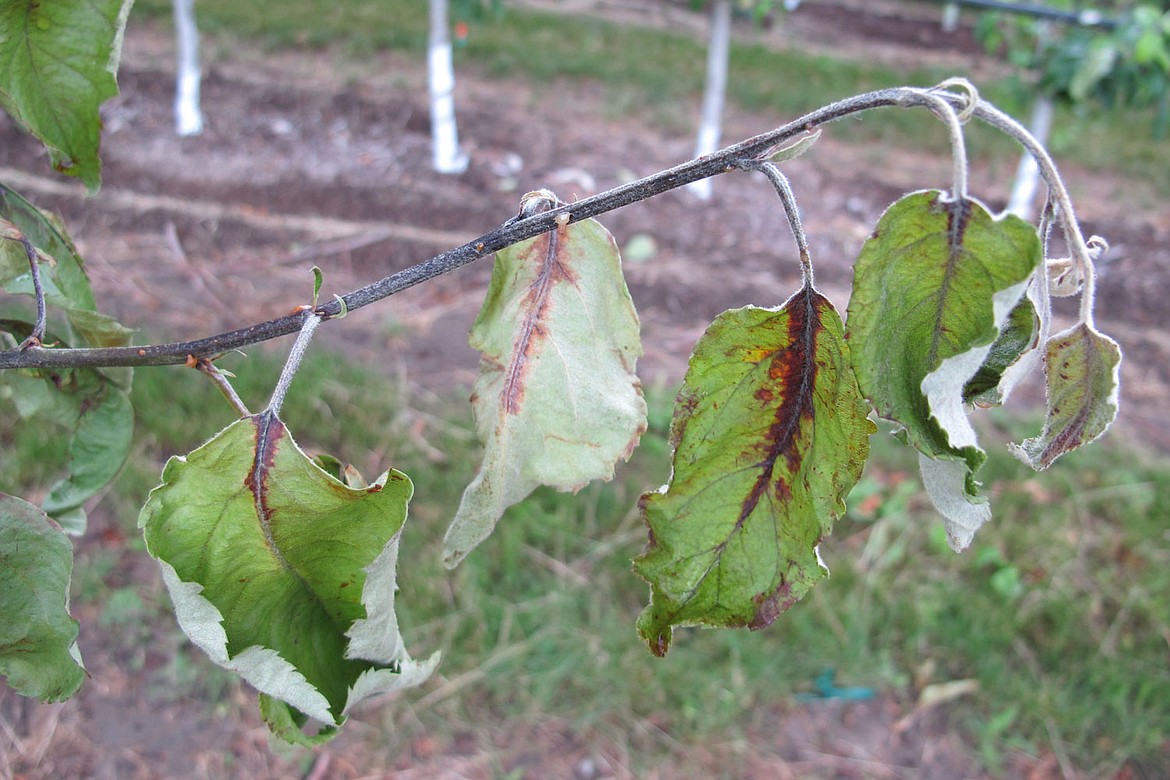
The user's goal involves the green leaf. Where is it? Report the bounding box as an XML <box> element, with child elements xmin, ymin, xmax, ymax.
<box><xmin>41</xmin><ymin>385</ymin><xmax>134</xmax><ymax>521</ymax></box>
<box><xmin>139</xmin><ymin>413</ymin><xmax>438</xmax><ymax>733</ymax></box>
<box><xmin>0</xmin><ymin>0</ymin><xmax>133</xmax><ymax>191</ymax></box>
<box><xmin>443</xmin><ymin>197</ymin><xmax>646</xmax><ymax>567</ymax></box>
<box><xmin>963</xmin><ymin>295</ymin><xmax>1039</xmax><ymax>407</ymax></box>
<box><xmin>634</xmin><ymin>286</ymin><xmax>874</xmax><ymax>656</ymax></box>
<box><xmin>1</xmin><ymin>188</ymin><xmax>134</xmax><ymax>531</ymax></box>
<box><xmin>845</xmin><ymin>191</ymin><xmax>1041</xmax><ymax>551</ymax></box>
<box><xmin>1010</xmin><ymin>323</ymin><xmax>1121</xmax><ymax>470</ymax></box>
<box><xmin>0</xmin><ymin>494</ymin><xmax>85</xmax><ymax>702</ymax></box>
<box><xmin>259</xmin><ymin>694</ymin><xmax>341</xmax><ymax>747</ymax></box>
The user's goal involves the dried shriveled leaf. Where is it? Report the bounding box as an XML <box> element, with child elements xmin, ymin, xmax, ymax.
<box><xmin>846</xmin><ymin>191</ymin><xmax>1040</xmax><ymax>550</ymax></box>
<box><xmin>443</xmin><ymin>196</ymin><xmax>646</xmax><ymax>567</ymax></box>
<box><xmin>0</xmin><ymin>494</ymin><xmax>84</xmax><ymax>701</ymax></box>
<box><xmin>140</xmin><ymin>412</ymin><xmax>437</xmax><ymax>737</ymax></box>
<box><xmin>1010</xmin><ymin>323</ymin><xmax>1121</xmax><ymax>469</ymax></box>
<box><xmin>635</xmin><ymin>287</ymin><xmax>873</xmax><ymax>656</ymax></box>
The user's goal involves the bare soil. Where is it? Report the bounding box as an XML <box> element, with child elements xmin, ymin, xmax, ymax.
<box><xmin>2</xmin><ymin>3</ymin><xmax>1168</xmax><ymax>779</ymax></box>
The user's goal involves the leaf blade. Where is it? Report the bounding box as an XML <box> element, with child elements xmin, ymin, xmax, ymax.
<box><xmin>0</xmin><ymin>0</ymin><xmax>133</xmax><ymax>191</ymax></box>
<box><xmin>443</xmin><ymin>202</ymin><xmax>646</xmax><ymax>567</ymax></box>
<box><xmin>845</xmin><ymin>191</ymin><xmax>1041</xmax><ymax>549</ymax></box>
<box><xmin>0</xmin><ymin>494</ymin><xmax>85</xmax><ymax>702</ymax></box>
<box><xmin>140</xmin><ymin>413</ymin><xmax>436</xmax><ymax>730</ymax></box>
<box><xmin>634</xmin><ymin>287</ymin><xmax>873</xmax><ymax>655</ymax></box>
<box><xmin>1010</xmin><ymin>323</ymin><xmax>1121</xmax><ymax>469</ymax></box>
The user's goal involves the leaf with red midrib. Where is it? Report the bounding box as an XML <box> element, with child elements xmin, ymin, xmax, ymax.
<box><xmin>634</xmin><ymin>284</ymin><xmax>873</xmax><ymax>656</ymax></box>
<box><xmin>139</xmin><ymin>413</ymin><xmax>437</xmax><ymax>737</ymax></box>
<box><xmin>443</xmin><ymin>193</ymin><xmax>645</xmax><ymax>568</ymax></box>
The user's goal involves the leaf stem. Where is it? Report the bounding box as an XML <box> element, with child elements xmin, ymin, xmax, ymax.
<box><xmin>7</xmin><ymin>232</ymin><xmax>47</xmax><ymax>350</ymax></box>
<box><xmin>916</xmin><ymin>81</ymin><xmax>973</xmax><ymax>202</ymax></box>
<box><xmin>739</xmin><ymin>160</ymin><xmax>813</xmax><ymax>285</ymax></box>
<box><xmin>267</xmin><ymin>311</ymin><xmax>322</xmax><ymax>417</ymax></box>
<box><xmin>951</xmin><ymin>95</ymin><xmax>1102</xmax><ymax>328</ymax></box>
<box><xmin>191</xmin><ymin>356</ymin><xmax>251</xmax><ymax>417</ymax></box>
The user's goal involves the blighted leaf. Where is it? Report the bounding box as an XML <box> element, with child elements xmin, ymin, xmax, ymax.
<box><xmin>846</xmin><ymin>191</ymin><xmax>1040</xmax><ymax>550</ymax></box>
<box><xmin>634</xmin><ymin>287</ymin><xmax>874</xmax><ymax>656</ymax></box>
<box><xmin>443</xmin><ymin>195</ymin><xmax>646</xmax><ymax>567</ymax></box>
<box><xmin>0</xmin><ymin>0</ymin><xmax>133</xmax><ymax>191</ymax></box>
<box><xmin>0</xmin><ymin>494</ymin><xmax>85</xmax><ymax>702</ymax></box>
<box><xmin>139</xmin><ymin>413</ymin><xmax>438</xmax><ymax>734</ymax></box>
<box><xmin>963</xmin><ymin>296</ymin><xmax>1039</xmax><ymax>407</ymax></box>
<box><xmin>1010</xmin><ymin>324</ymin><xmax>1121</xmax><ymax>469</ymax></box>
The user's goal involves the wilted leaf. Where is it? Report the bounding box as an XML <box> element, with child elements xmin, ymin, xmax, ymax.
<box><xmin>963</xmin><ymin>295</ymin><xmax>1039</xmax><ymax>407</ymax></box>
<box><xmin>443</xmin><ymin>194</ymin><xmax>646</xmax><ymax>567</ymax></box>
<box><xmin>1010</xmin><ymin>323</ymin><xmax>1121</xmax><ymax>469</ymax></box>
<box><xmin>140</xmin><ymin>412</ymin><xmax>437</xmax><ymax>734</ymax></box>
<box><xmin>634</xmin><ymin>286</ymin><xmax>873</xmax><ymax>656</ymax></box>
<box><xmin>846</xmin><ymin>191</ymin><xmax>1040</xmax><ymax>550</ymax></box>
<box><xmin>0</xmin><ymin>494</ymin><xmax>85</xmax><ymax>702</ymax></box>
<box><xmin>0</xmin><ymin>0</ymin><xmax>133</xmax><ymax>191</ymax></box>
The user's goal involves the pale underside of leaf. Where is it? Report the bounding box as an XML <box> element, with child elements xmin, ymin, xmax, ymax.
<box><xmin>443</xmin><ymin>211</ymin><xmax>646</xmax><ymax>567</ymax></box>
<box><xmin>635</xmin><ymin>286</ymin><xmax>873</xmax><ymax>655</ymax></box>
<box><xmin>1011</xmin><ymin>323</ymin><xmax>1121</xmax><ymax>470</ymax></box>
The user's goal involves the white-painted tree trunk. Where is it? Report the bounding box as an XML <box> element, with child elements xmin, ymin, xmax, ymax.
<box><xmin>689</xmin><ymin>0</ymin><xmax>731</xmax><ymax>200</ymax></box>
<box><xmin>173</xmin><ymin>0</ymin><xmax>204</xmax><ymax>136</ymax></box>
<box><xmin>1007</xmin><ymin>95</ymin><xmax>1054</xmax><ymax>220</ymax></box>
<box><xmin>428</xmin><ymin>0</ymin><xmax>469</xmax><ymax>174</ymax></box>
<box><xmin>941</xmin><ymin>3</ymin><xmax>961</xmax><ymax>33</ymax></box>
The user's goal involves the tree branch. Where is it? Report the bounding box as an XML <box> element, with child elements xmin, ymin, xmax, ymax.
<box><xmin>0</xmin><ymin>85</ymin><xmax>1051</xmax><ymax>372</ymax></box>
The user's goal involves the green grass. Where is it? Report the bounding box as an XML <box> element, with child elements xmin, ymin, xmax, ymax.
<box><xmin>132</xmin><ymin>0</ymin><xmax>1169</xmax><ymax>193</ymax></box>
<box><xmin>6</xmin><ymin>348</ymin><xmax>1165</xmax><ymax>775</ymax></box>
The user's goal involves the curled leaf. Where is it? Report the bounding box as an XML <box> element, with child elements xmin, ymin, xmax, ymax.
<box><xmin>635</xmin><ymin>286</ymin><xmax>873</xmax><ymax>656</ymax></box>
<box><xmin>846</xmin><ymin>191</ymin><xmax>1041</xmax><ymax>550</ymax></box>
<box><xmin>140</xmin><ymin>412</ymin><xmax>437</xmax><ymax>736</ymax></box>
<box><xmin>1010</xmin><ymin>323</ymin><xmax>1121</xmax><ymax>470</ymax></box>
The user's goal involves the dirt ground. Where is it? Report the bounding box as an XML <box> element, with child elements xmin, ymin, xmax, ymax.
<box><xmin>2</xmin><ymin>2</ymin><xmax>1168</xmax><ymax>778</ymax></box>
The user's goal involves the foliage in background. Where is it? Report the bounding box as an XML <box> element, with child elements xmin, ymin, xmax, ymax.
<box><xmin>977</xmin><ymin>1</ymin><xmax>1170</xmax><ymax>135</ymax></box>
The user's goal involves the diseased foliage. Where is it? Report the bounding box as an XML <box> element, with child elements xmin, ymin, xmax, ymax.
<box><xmin>0</xmin><ymin>10</ymin><xmax>1122</xmax><ymax>746</ymax></box>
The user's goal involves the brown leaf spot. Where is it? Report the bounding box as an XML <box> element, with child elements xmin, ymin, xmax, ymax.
<box><xmin>749</xmin><ymin>580</ymin><xmax>796</xmax><ymax>630</ymax></box>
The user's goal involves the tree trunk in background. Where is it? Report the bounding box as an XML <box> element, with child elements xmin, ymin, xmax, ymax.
<box><xmin>1007</xmin><ymin>95</ymin><xmax>1053</xmax><ymax>220</ymax></box>
<box><xmin>429</xmin><ymin>0</ymin><xmax>469</xmax><ymax>174</ymax></box>
<box><xmin>174</xmin><ymin>0</ymin><xmax>204</xmax><ymax>136</ymax></box>
<box><xmin>689</xmin><ymin>0</ymin><xmax>731</xmax><ymax>200</ymax></box>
